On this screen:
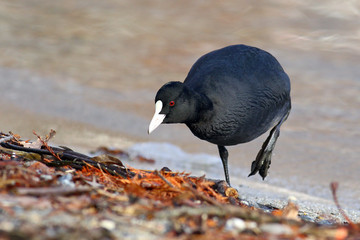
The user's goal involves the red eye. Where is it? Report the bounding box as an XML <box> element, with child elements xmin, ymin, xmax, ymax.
<box><xmin>169</xmin><ymin>101</ymin><xmax>175</xmax><ymax>106</ymax></box>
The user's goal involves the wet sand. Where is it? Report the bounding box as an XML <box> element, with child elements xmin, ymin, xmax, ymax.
<box><xmin>0</xmin><ymin>0</ymin><xmax>359</xmax><ymax>218</ymax></box>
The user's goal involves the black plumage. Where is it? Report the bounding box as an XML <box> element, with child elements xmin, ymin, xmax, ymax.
<box><xmin>149</xmin><ymin>44</ymin><xmax>291</xmax><ymax>186</ymax></box>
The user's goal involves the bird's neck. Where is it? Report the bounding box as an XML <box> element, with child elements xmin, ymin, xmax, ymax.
<box><xmin>185</xmin><ymin>88</ymin><xmax>213</xmax><ymax>123</ymax></box>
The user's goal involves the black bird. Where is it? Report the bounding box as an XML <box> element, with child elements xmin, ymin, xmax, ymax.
<box><xmin>148</xmin><ymin>44</ymin><xmax>291</xmax><ymax>186</ymax></box>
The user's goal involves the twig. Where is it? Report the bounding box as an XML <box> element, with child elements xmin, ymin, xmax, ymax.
<box><xmin>33</xmin><ymin>130</ymin><xmax>62</xmax><ymax>162</ymax></box>
<box><xmin>330</xmin><ymin>182</ymin><xmax>358</xmax><ymax>229</ymax></box>
<box><xmin>183</xmin><ymin>183</ymin><xmax>222</xmax><ymax>207</ymax></box>
<box><xmin>16</xmin><ymin>186</ymin><xmax>91</xmax><ymax>196</ymax></box>
<box><xmin>154</xmin><ymin>170</ymin><xmax>176</xmax><ymax>188</ymax></box>
<box><xmin>96</xmin><ymin>188</ymin><xmax>129</xmax><ymax>202</ymax></box>
<box><xmin>0</xmin><ymin>135</ymin><xmax>14</xmax><ymax>143</ymax></box>
<box><xmin>97</xmin><ymin>163</ymin><xmax>117</xmax><ymax>186</ymax></box>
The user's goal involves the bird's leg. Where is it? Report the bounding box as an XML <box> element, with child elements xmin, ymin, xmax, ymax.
<box><xmin>218</xmin><ymin>145</ymin><xmax>231</xmax><ymax>186</ymax></box>
<box><xmin>248</xmin><ymin>110</ymin><xmax>290</xmax><ymax>179</ymax></box>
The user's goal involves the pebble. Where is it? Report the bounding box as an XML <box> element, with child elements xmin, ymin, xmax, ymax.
<box><xmin>40</xmin><ymin>174</ymin><xmax>53</xmax><ymax>181</ymax></box>
<box><xmin>225</xmin><ymin>218</ymin><xmax>246</xmax><ymax>233</ymax></box>
<box><xmin>0</xmin><ymin>221</ymin><xmax>15</xmax><ymax>231</ymax></box>
<box><xmin>260</xmin><ymin>223</ymin><xmax>293</xmax><ymax>235</ymax></box>
<box><xmin>100</xmin><ymin>219</ymin><xmax>116</xmax><ymax>231</ymax></box>
<box><xmin>58</xmin><ymin>173</ymin><xmax>75</xmax><ymax>188</ymax></box>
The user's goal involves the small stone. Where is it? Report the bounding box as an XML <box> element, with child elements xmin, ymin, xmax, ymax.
<box><xmin>40</xmin><ymin>174</ymin><xmax>53</xmax><ymax>181</ymax></box>
<box><xmin>225</xmin><ymin>218</ymin><xmax>246</xmax><ymax>232</ymax></box>
<box><xmin>100</xmin><ymin>219</ymin><xmax>116</xmax><ymax>231</ymax></box>
<box><xmin>239</xmin><ymin>200</ymin><xmax>250</xmax><ymax>206</ymax></box>
<box><xmin>0</xmin><ymin>221</ymin><xmax>14</xmax><ymax>231</ymax></box>
<box><xmin>58</xmin><ymin>173</ymin><xmax>75</xmax><ymax>188</ymax></box>
<box><xmin>245</xmin><ymin>221</ymin><xmax>257</xmax><ymax>230</ymax></box>
<box><xmin>260</xmin><ymin>223</ymin><xmax>293</xmax><ymax>235</ymax></box>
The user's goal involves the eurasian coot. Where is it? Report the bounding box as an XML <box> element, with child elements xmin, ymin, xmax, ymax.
<box><xmin>148</xmin><ymin>44</ymin><xmax>291</xmax><ymax>186</ymax></box>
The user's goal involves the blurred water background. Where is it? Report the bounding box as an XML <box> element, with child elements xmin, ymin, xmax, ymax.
<box><xmin>0</xmin><ymin>0</ymin><xmax>359</xmax><ymax>218</ymax></box>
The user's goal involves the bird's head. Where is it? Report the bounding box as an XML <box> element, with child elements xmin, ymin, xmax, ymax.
<box><xmin>148</xmin><ymin>81</ymin><xmax>195</xmax><ymax>134</ymax></box>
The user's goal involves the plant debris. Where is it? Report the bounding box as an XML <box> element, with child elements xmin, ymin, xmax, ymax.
<box><xmin>0</xmin><ymin>131</ymin><xmax>359</xmax><ymax>239</ymax></box>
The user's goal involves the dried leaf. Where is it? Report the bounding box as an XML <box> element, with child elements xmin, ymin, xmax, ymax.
<box><xmin>20</xmin><ymin>138</ymin><xmax>43</xmax><ymax>149</ymax></box>
<box><xmin>20</xmin><ymin>130</ymin><xmax>56</xmax><ymax>149</ymax></box>
<box><xmin>91</xmin><ymin>154</ymin><xmax>124</xmax><ymax>167</ymax></box>
<box><xmin>134</xmin><ymin>155</ymin><xmax>155</xmax><ymax>164</ymax></box>
<box><xmin>91</xmin><ymin>146</ymin><xmax>129</xmax><ymax>158</ymax></box>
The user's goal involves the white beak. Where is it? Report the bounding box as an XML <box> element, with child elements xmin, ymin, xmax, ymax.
<box><xmin>148</xmin><ymin>100</ymin><xmax>166</xmax><ymax>134</ymax></box>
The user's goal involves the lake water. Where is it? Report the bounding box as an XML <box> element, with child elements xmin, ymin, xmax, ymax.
<box><xmin>0</xmin><ymin>0</ymin><xmax>359</xmax><ymax>221</ymax></box>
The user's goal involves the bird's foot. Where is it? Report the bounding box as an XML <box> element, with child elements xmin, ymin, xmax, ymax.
<box><xmin>248</xmin><ymin>148</ymin><xmax>272</xmax><ymax>180</ymax></box>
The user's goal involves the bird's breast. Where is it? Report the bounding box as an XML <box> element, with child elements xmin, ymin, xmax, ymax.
<box><xmin>186</xmin><ymin>112</ymin><xmax>255</xmax><ymax>146</ymax></box>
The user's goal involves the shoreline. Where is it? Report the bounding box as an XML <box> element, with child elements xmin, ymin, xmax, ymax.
<box><xmin>0</xmin><ymin>132</ymin><xmax>359</xmax><ymax>239</ymax></box>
